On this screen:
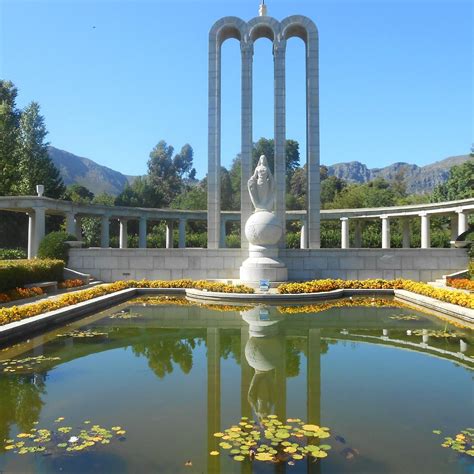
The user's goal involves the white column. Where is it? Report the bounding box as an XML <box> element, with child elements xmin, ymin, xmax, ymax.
<box><xmin>381</xmin><ymin>215</ymin><xmax>390</xmax><ymax>249</ymax></box>
<box><xmin>300</xmin><ymin>220</ymin><xmax>307</xmax><ymax>249</ymax></box>
<box><xmin>340</xmin><ymin>217</ymin><xmax>349</xmax><ymax>249</ymax></box>
<box><xmin>27</xmin><ymin>212</ymin><xmax>35</xmax><ymax>259</ymax></box>
<box><xmin>354</xmin><ymin>220</ymin><xmax>362</xmax><ymax>248</ymax></box>
<box><xmin>166</xmin><ymin>221</ymin><xmax>174</xmax><ymax>249</ymax></box>
<box><xmin>207</xmin><ymin>34</ymin><xmax>221</xmax><ymax>249</ymax></box>
<box><xmin>450</xmin><ymin>214</ymin><xmax>459</xmax><ymax>242</ymax></box>
<box><xmin>274</xmin><ymin>39</ymin><xmax>286</xmax><ymax>248</ymax></box>
<box><xmin>65</xmin><ymin>212</ymin><xmax>75</xmax><ymax>236</ymax></box>
<box><xmin>179</xmin><ymin>218</ymin><xmax>186</xmax><ymax>248</ymax></box>
<box><xmin>220</xmin><ymin>218</ymin><xmax>226</xmax><ymax>248</ymax></box>
<box><xmin>420</xmin><ymin>213</ymin><xmax>430</xmax><ymax>249</ymax></box>
<box><xmin>74</xmin><ymin>216</ymin><xmax>82</xmax><ymax>240</ymax></box>
<box><xmin>307</xmin><ymin>25</ymin><xmax>320</xmax><ymax>249</ymax></box>
<box><xmin>32</xmin><ymin>207</ymin><xmax>45</xmax><ymax>257</ymax></box>
<box><xmin>402</xmin><ymin>218</ymin><xmax>411</xmax><ymax>248</ymax></box>
<box><xmin>101</xmin><ymin>215</ymin><xmax>110</xmax><ymax>248</ymax></box>
<box><xmin>139</xmin><ymin>217</ymin><xmax>147</xmax><ymax>249</ymax></box>
<box><xmin>241</xmin><ymin>42</ymin><xmax>253</xmax><ymax>249</ymax></box>
<box><xmin>119</xmin><ymin>218</ymin><xmax>128</xmax><ymax>249</ymax></box>
<box><xmin>457</xmin><ymin>209</ymin><xmax>468</xmax><ymax>236</ymax></box>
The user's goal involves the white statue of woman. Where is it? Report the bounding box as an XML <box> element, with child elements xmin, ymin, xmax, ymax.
<box><xmin>248</xmin><ymin>155</ymin><xmax>274</xmax><ymax>212</ymax></box>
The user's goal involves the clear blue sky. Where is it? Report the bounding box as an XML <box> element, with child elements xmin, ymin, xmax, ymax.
<box><xmin>1</xmin><ymin>0</ymin><xmax>472</xmax><ymax>178</ymax></box>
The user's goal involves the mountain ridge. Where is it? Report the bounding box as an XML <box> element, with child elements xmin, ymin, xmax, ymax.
<box><xmin>48</xmin><ymin>146</ymin><xmax>471</xmax><ymax>196</ymax></box>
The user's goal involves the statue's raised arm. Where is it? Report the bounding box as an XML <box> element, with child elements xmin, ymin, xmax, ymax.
<box><xmin>248</xmin><ymin>155</ymin><xmax>275</xmax><ymax>212</ymax></box>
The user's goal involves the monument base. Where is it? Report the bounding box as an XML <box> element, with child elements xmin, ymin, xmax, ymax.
<box><xmin>239</xmin><ymin>244</ymin><xmax>288</xmax><ymax>283</ymax></box>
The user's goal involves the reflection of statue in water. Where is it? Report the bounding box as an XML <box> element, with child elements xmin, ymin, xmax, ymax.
<box><xmin>248</xmin><ymin>155</ymin><xmax>274</xmax><ymax>212</ymax></box>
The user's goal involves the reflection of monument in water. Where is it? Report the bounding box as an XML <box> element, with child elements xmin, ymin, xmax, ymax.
<box><xmin>240</xmin><ymin>306</ymin><xmax>321</xmax><ymax>425</ymax></box>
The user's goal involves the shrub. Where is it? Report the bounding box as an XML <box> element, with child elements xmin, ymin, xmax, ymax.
<box><xmin>0</xmin><ymin>248</ymin><xmax>27</xmax><ymax>260</ymax></box>
<box><xmin>0</xmin><ymin>286</ymin><xmax>44</xmax><ymax>303</ymax></box>
<box><xmin>37</xmin><ymin>232</ymin><xmax>77</xmax><ymax>263</ymax></box>
<box><xmin>277</xmin><ymin>278</ymin><xmax>474</xmax><ymax>309</ymax></box>
<box><xmin>0</xmin><ymin>259</ymin><xmax>64</xmax><ymax>291</ymax></box>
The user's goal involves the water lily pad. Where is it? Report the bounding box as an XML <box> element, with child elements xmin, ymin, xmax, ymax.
<box><xmin>209</xmin><ymin>450</ymin><xmax>219</xmax><ymax>456</ymax></box>
<box><xmin>234</xmin><ymin>455</ymin><xmax>245</xmax><ymax>461</ymax></box>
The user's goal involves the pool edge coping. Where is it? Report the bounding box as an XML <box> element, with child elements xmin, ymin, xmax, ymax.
<box><xmin>0</xmin><ymin>286</ymin><xmax>472</xmax><ymax>345</ymax></box>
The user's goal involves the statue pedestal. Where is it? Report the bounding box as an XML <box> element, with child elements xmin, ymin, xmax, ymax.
<box><xmin>240</xmin><ymin>244</ymin><xmax>288</xmax><ymax>283</ymax></box>
<box><xmin>239</xmin><ymin>210</ymin><xmax>288</xmax><ymax>283</ymax></box>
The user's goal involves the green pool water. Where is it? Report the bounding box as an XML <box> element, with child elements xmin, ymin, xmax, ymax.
<box><xmin>0</xmin><ymin>297</ymin><xmax>472</xmax><ymax>473</ymax></box>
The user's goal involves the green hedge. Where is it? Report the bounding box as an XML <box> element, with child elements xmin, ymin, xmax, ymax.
<box><xmin>0</xmin><ymin>259</ymin><xmax>64</xmax><ymax>291</ymax></box>
<box><xmin>38</xmin><ymin>231</ymin><xmax>77</xmax><ymax>263</ymax></box>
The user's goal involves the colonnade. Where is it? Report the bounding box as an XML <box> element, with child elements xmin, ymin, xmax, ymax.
<box><xmin>25</xmin><ymin>208</ymin><xmax>191</xmax><ymax>258</ymax></box>
<box><xmin>337</xmin><ymin>207</ymin><xmax>471</xmax><ymax>249</ymax></box>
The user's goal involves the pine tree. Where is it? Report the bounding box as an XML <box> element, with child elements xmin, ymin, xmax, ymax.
<box><xmin>18</xmin><ymin>102</ymin><xmax>64</xmax><ymax>197</ymax></box>
<box><xmin>0</xmin><ymin>81</ymin><xmax>21</xmax><ymax>195</ymax></box>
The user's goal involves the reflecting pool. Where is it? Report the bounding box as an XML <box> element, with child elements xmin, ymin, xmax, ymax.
<box><xmin>0</xmin><ymin>297</ymin><xmax>472</xmax><ymax>473</ymax></box>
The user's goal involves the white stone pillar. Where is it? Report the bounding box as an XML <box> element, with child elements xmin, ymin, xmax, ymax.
<box><xmin>450</xmin><ymin>214</ymin><xmax>459</xmax><ymax>242</ymax></box>
<box><xmin>381</xmin><ymin>215</ymin><xmax>390</xmax><ymax>249</ymax></box>
<box><xmin>241</xmin><ymin>42</ymin><xmax>253</xmax><ymax>249</ymax></box>
<box><xmin>74</xmin><ymin>216</ymin><xmax>82</xmax><ymax>240</ymax></box>
<box><xmin>139</xmin><ymin>217</ymin><xmax>147</xmax><ymax>249</ymax></box>
<box><xmin>179</xmin><ymin>218</ymin><xmax>186</xmax><ymax>249</ymax></box>
<box><xmin>420</xmin><ymin>213</ymin><xmax>430</xmax><ymax>249</ymax></box>
<box><xmin>340</xmin><ymin>217</ymin><xmax>349</xmax><ymax>249</ymax></box>
<box><xmin>27</xmin><ymin>212</ymin><xmax>35</xmax><ymax>259</ymax></box>
<box><xmin>119</xmin><ymin>219</ymin><xmax>128</xmax><ymax>249</ymax></box>
<box><xmin>274</xmin><ymin>39</ymin><xmax>286</xmax><ymax>248</ymax></box>
<box><xmin>354</xmin><ymin>220</ymin><xmax>362</xmax><ymax>248</ymax></box>
<box><xmin>65</xmin><ymin>212</ymin><xmax>76</xmax><ymax>236</ymax></box>
<box><xmin>207</xmin><ymin>34</ymin><xmax>221</xmax><ymax>249</ymax></box>
<box><xmin>457</xmin><ymin>209</ymin><xmax>468</xmax><ymax>236</ymax></box>
<box><xmin>32</xmin><ymin>207</ymin><xmax>45</xmax><ymax>257</ymax></box>
<box><xmin>165</xmin><ymin>221</ymin><xmax>174</xmax><ymax>249</ymax></box>
<box><xmin>300</xmin><ymin>220</ymin><xmax>307</xmax><ymax>249</ymax></box>
<box><xmin>402</xmin><ymin>218</ymin><xmax>411</xmax><ymax>248</ymax></box>
<box><xmin>307</xmin><ymin>25</ymin><xmax>321</xmax><ymax>249</ymax></box>
<box><xmin>220</xmin><ymin>218</ymin><xmax>226</xmax><ymax>248</ymax></box>
<box><xmin>101</xmin><ymin>215</ymin><xmax>110</xmax><ymax>248</ymax></box>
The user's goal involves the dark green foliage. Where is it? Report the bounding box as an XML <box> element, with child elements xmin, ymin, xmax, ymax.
<box><xmin>0</xmin><ymin>248</ymin><xmax>27</xmax><ymax>260</ymax></box>
<box><xmin>432</xmin><ymin>161</ymin><xmax>474</xmax><ymax>202</ymax></box>
<box><xmin>0</xmin><ymin>259</ymin><xmax>64</xmax><ymax>291</ymax></box>
<box><xmin>37</xmin><ymin>232</ymin><xmax>77</xmax><ymax>263</ymax></box>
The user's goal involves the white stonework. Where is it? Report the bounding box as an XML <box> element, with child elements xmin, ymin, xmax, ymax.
<box><xmin>69</xmin><ymin>248</ymin><xmax>469</xmax><ymax>283</ymax></box>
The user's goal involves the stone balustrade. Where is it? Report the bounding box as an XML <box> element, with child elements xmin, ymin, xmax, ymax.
<box><xmin>0</xmin><ymin>196</ymin><xmax>472</xmax><ymax>257</ymax></box>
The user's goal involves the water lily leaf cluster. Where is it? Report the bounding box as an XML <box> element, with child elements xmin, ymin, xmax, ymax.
<box><xmin>413</xmin><ymin>330</ymin><xmax>459</xmax><ymax>338</ymax></box>
<box><xmin>433</xmin><ymin>428</ymin><xmax>474</xmax><ymax>457</ymax></box>
<box><xmin>109</xmin><ymin>310</ymin><xmax>140</xmax><ymax>319</ymax></box>
<box><xmin>57</xmin><ymin>329</ymin><xmax>108</xmax><ymax>338</ymax></box>
<box><xmin>2</xmin><ymin>418</ymin><xmax>126</xmax><ymax>456</ymax></box>
<box><xmin>212</xmin><ymin>416</ymin><xmax>331</xmax><ymax>464</ymax></box>
<box><xmin>389</xmin><ymin>314</ymin><xmax>420</xmax><ymax>321</ymax></box>
<box><xmin>1</xmin><ymin>355</ymin><xmax>61</xmax><ymax>373</ymax></box>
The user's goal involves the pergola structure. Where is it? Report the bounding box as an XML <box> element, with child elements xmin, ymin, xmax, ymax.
<box><xmin>0</xmin><ymin>195</ymin><xmax>472</xmax><ymax>258</ymax></box>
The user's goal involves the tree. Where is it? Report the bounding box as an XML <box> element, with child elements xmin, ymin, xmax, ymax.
<box><xmin>432</xmin><ymin>161</ymin><xmax>474</xmax><ymax>202</ymax></box>
<box><xmin>252</xmin><ymin>137</ymin><xmax>300</xmax><ymax>179</ymax></box>
<box><xmin>17</xmin><ymin>102</ymin><xmax>64</xmax><ymax>198</ymax></box>
<box><xmin>64</xmin><ymin>184</ymin><xmax>94</xmax><ymax>203</ymax></box>
<box><xmin>0</xmin><ymin>81</ymin><xmax>21</xmax><ymax>195</ymax></box>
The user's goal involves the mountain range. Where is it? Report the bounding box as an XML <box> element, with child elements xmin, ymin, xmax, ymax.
<box><xmin>48</xmin><ymin>146</ymin><xmax>471</xmax><ymax>197</ymax></box>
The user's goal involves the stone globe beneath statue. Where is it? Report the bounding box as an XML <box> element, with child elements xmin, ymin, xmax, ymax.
<box><xmin>244</xmin><ymin>211</ymin><xmax>282</xmax><ymax>246</ymax></box>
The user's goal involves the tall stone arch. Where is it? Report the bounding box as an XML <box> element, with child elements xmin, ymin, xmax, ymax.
<box><xmin>208</xmin><ymin>14</ymin><xmax>320</xmax><ymax>250</ymax></box>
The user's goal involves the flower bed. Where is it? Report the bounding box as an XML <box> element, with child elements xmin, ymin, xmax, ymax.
<box><xmin>0</xmin><ymin>287</ymin><xmax>44</xmax><ymax>304</ymax></box>
<box><xmin>0</xmin><ymin>280</ymin><xmax>254</xmax><ymax>327</ymax></box>
<box><xmin>277</xmin><ymin>279</ymin><xmax>474</xmax><ymax>309</ymax></box>
<box><xmin>446</xmin><ymin>278</ymin><xmax>474</xmax><ymax>291</ymax></box>
<box><xmin>58</xmin><ymin>279</ymin><xmax>86</xmax><ymax>290</ymax></box>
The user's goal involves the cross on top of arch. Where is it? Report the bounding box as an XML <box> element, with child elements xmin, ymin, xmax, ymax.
<box><xmin>209</xmin><ymin>15</ymin><xmax>318</xmax><ymax>53</ymax></box>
